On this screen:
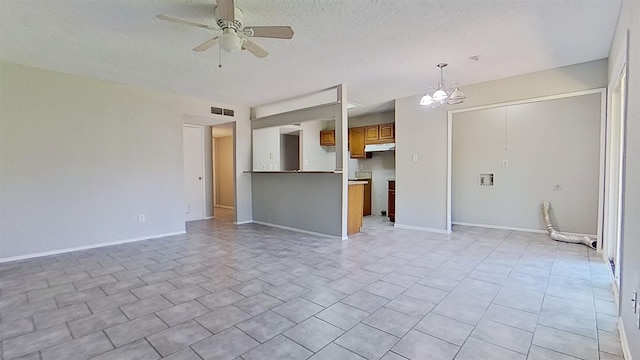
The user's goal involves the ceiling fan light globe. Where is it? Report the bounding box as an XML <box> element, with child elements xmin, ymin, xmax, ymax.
<box><xmin>219</xmin><ymin>31</ymin><xmax>242</xmax><ymax>53</ymax></box>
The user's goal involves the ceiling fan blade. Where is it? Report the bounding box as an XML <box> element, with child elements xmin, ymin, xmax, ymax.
<box><xmin>156</xmin><ymin>14</ymin><xmax>217</xmax><ymax>31</ymax></box>
<box><xmin>242</xmin><ymin>39</ymin><xmax>269</xmax><ymax>58</ymax></box>
<box><xmin>193</xmin><ymin>37</ymin><xmax>219</xmax><ymax>52</ymax></box>
<box><xmin>217</xmin><ymin>0</ymin><xmax>235</xmax><ymax>23</ymax></box>
<box><xmin>244</xmin><ymin>26</ymin><xmax>294</xmax><ymax>39</ymax></box>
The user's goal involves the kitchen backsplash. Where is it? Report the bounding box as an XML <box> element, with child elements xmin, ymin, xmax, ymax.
<box><xmin>355</xmin><ymin>170</ymin><xmax>372</xmax><ymax>179</ymax></box>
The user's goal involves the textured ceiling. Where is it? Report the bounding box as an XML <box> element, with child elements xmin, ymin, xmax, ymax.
<box><xmin>0</xmin><ymin>0</ymin><xmax>621</xmax><ymax>110</ymax></box>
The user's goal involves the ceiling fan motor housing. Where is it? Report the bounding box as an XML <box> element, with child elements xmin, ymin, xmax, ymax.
<box><xmin>214</xmin><ymin>6</ymin><xmax>243</xmax><ymax>30</ymax></box>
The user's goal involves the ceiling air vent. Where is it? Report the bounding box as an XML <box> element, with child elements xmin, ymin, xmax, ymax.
<box><xmin>211</xmin><ymin>107</ymin><xmax>235</xmax><ymax>117</ymax></box>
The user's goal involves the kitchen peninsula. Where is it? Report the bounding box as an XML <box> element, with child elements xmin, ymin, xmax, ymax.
<box><xmin>250</xmin><ymin>85</ymin><xmax>360</xmax><ymax>239</ymax></box>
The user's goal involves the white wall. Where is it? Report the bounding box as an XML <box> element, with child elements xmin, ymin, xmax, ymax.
<box><xmin>215</xmin><ymin>136</ymin><xmax>234</xmax><ymax>208</ymax></box>
<box><xmin>452</xmin><ymin>93</ymin><xmax>602</xmax><ymax>234</ymax></box>
<box><xmin>395</xmin><ymin>59</ymin><xmax>608</xmax><ymax>233</ymax></box>
<box><xmin>349</xmin><ymin>111</ymin><xmax>394</xmax><ymax>128</ymax></box>
<box><xmin>252</xmin><ymin>127</ymin><xmax>281</xmax><ymax>171</ymax></box>
<box><xmin>300</xmin><ymin>120</ymin><xmax>336</xmax><ymax>171</ymax></box>
<box><xmin>608</xmin><ymin>0</ymin><xmax>640</xmax><ymax>357</ymax></box>
<box><xmin>0</xmin><ymin>61</ymin><xmax>251</xmax><ymax>260</ymax></box>
<box><xmin>254</xmin><ymin>88</ymin><xmax>337</xmax><ymax>118</ymax></box>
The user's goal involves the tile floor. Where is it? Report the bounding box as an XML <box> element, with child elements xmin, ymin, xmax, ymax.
<box><xmin>0</xmin><ymin>209</ymin><xmax>625</xmax><ymax>360</ymax></box>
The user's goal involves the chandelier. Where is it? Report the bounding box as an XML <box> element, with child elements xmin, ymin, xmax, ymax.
<box><xmin>419</xmin><ymin>63</ymin><xmax>466</xmax><ymax>107</ymax></box>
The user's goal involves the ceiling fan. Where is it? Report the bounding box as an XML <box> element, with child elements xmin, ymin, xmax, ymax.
<box><xmin>156</xmin><ymin>0</ymin><xmax>294</xmax><ymax>58</ymax></box>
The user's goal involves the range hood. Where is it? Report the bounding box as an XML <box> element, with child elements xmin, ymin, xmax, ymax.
<box><xmin>364</xmin><ymin>143</ymin><xmax>395</xmax><ymax>152</ymax></box>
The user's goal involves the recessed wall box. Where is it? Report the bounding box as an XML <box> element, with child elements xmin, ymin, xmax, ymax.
<box><xmin>479</xmin><ymin>173</ymin><xmax>494</xmax><ymax>187</ymax></box>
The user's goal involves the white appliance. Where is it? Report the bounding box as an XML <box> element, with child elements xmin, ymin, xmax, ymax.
<box><xmin>364</xmin><ymin>143</ymin><xmax>395</xmax><ymax>152</ymax></box>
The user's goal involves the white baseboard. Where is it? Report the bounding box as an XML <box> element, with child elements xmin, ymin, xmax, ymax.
<box><xmin>451</xmin><ymin>221</ymin><xmax>596</xmax><ymax>238</ymax></box>
<box><xmin>234</xmin><ymin>220</ymin><xmax>253</xmax><ymax>225</ymax></box>
<box><xmin>252</xmin><ymin>221</ymin><xmax>341</xmax><ymax>239</ymax></box>
<box><xmin>618</xmin><ymin>318</ymin><xmax>633</xmax><ymax>360</ymax></box>
<box><xmin>394</xmin><ymin>223</ymin><xmax>451</xmax><ymax>234</ymax></box>
<box><xmin>0</xmin><ymin>231</ymin><xmax>186</xmax><ymax>264</ymax></box>
<box><xmin>453</xmin><ymin>221</ymin><xmax>547</xmax><ymax>234</ymax></box>
<box><xmin>204</xmin><ymin>216</ymin><xmax>215</xmax><ymax>220</ymax></box>
<box><xmin>215</xmin><ymin>205</ymin><xmax>235</xmax><ymax>210</ymax></box>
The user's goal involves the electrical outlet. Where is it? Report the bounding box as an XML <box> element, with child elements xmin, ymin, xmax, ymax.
<box><xmin>412</xmin><ymin>154</ymin><xmax>419</xmax><ymax>162</ymax></box>
<box><xmin>502</xmin><ymin>160</ymin><xmax>509</xmax><ymax>167</ymax></box>
<box><xmin>138</xmin><ymin>214</ymin><xmax>145</xmax><ymax>223</ymax></box>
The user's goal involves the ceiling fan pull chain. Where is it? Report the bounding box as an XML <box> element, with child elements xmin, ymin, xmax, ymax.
<box><xmin>218</xmin><ymin>46</ymin><xmax>222</xmax><ymax>68</ymax></box>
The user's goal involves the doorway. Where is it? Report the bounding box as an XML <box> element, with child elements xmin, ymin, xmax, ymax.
<box><xmin>280</xmin><ymin>131</ymin><xmax>301</xmax><ymax>171</ymax></box>
<box><xmin>447</xmin><ymin>90</ymin><xmax>605</xmax><ymax>234</ymax></box>
<box><xmin>212</xmin><ymin>123</ymin><xmax>235</xmax><ymax>223</ymax></box>
<box><xmin>183</xmin><ymin>125</ymin><xmax>206</xmax><ymax>221</ymax></box>
<box><xmin>603</xmin><ymin>64</ymin><xmax>627</xmax><ymax>287</ymax></box>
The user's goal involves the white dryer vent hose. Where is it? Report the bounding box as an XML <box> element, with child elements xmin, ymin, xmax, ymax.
<box><xmin>541</xmin><ymin>201</ymin><xmax>597</xmax><ymax>249</ymax></box>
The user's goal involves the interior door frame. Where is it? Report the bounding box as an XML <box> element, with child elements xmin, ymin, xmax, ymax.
<box><xmin>183</xmin><ymin>124</ymin><xmax>206</xmax><ymax>222</ymax></box>
<box><xmin>603</xmin><ymin>30</ymin><xmax>630</xmax><ymax>295</ymax></box>
<box><xmin>446</xmin><ymin>88</ymin><xmax>607</xmax><ymax>236</ymax></box>
<box><xmin>212</xmin><ymin>124</ymin><xmax>236</xmax><ymax>211</ymax></box>
<box><xmin>603</xmin><ymin>65</ymin><xmax>626</xmax><ymax>286</ymax></box>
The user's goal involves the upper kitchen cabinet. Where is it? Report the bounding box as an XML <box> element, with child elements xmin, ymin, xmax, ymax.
<box><xmin>365</xmin><ymin>126</ymin><xmax>379</xmax><ymax>142</ymax></box>
<box><xmin>349</xmin><ymin>127</ymin><xmax>367</xmax><ymax>158</ymax></box>
<box><xmin>364</xmin><ymin>123</ymin><xmax>395</xmax><ymax>144</ymax></box>
<box><xmin>379</xmin><ymin>123</ymin><xmax>394</xmax><ymax>141</ymax></box>
<box><xmin>320</xmin><ymin>130</ymin><xmax>335</xmax><ymax>146</ymax></box>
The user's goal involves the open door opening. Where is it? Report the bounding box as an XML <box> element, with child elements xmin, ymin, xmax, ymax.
<box><xmin>280</xmin><ymin>130</ymin><xmax>301</xmax><ymax>171</ymax></box>
<box><xmin>212</xmin><ymin>123</ymin><xmax>235</xmax><ymax>223</ymax></box>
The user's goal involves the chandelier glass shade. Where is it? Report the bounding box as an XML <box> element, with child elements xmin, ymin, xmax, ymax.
<box><xmin>419</xmin><ymin>63</ymin><xmax>466</xmax><ymax>107</ymax></box>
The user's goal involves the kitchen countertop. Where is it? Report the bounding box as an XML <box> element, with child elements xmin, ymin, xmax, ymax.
<box><xmin>348</xmin><ymin>180</ymin><xmax>368</xmax><ymax>185</ymax></box>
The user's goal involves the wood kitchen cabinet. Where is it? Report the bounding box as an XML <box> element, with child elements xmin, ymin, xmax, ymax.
<box><xmin>388</xmin><ymin>180</ymin><xmax>395</xmax><ymax>222</ymax></box>
<box><xmin>363</xmin><ymin>179</ymin><xmax>372</xmax><ymax>216</ymax></box>
<box><xmin>364</xmin><ymin>123</ymin><xmax>395</xmax><ymax>144</ymax></box>
<box><xmin>320</xmin><ymin>130</ymin><xmax>335</xmax><ymax>146</ymax></box>
<box><xmin>365</xmin><ymin>126</ymin><xmax>379</xmax><ymax>142</ymax></box>
<box><xmin>349</xmin><ymin>127</ymin><xmax>366</xmax><ymax>158</ymax></box>
<box><xmin>379</xmin><ymin>123</ymin><xmax>394</xmax><ymax>141</ymax></box>
<box><xmin>348</xmin><ymin>182</ymin><xmax>365</xmax><ymax>235</ymax></box>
